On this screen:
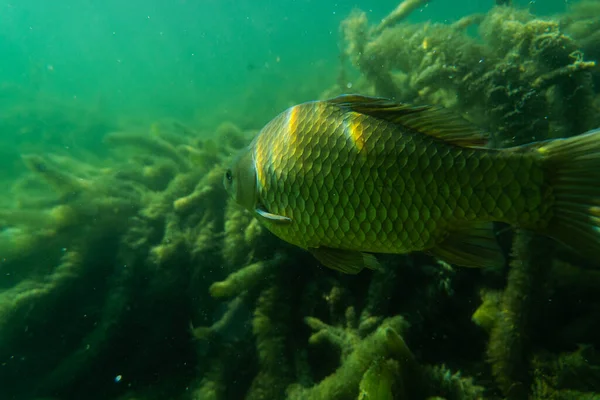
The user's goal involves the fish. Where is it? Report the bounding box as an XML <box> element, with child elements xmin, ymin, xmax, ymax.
<box><xmin>223</xmin><ymin>94</ymin><xmax>600</xmax><ymax>274</ymax></box>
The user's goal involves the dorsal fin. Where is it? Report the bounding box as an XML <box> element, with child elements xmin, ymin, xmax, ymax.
<box><xmin>326</xmin><ymin>94</ymin><xmax>489</xmax><ymax>148</ymax></box>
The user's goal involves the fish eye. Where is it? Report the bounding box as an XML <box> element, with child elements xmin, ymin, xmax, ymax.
<box><xmin>225</xmin><ymin>169</ymin><xmax>233</xmax><ymax>182</ymax></box>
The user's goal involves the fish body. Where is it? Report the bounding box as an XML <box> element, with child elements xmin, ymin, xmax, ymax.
<box><xmin>224</xmin><ymin>95</ymin><xmax>600</xmax><ymax>273</ymax></box>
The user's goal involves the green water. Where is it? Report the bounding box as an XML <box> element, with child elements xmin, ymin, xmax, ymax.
<box><xmin>1</xmin><ymin>0</ymin><xmax>568</xmax><ymax>128</ymax></box>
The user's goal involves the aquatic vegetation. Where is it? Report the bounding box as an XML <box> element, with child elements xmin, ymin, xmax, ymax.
<box><xmin>0</xmin><ymin>1</ymin><xmax>599</xmax><ymax>400</ymax></box>
<box><xmin>487</xmin><ymin>232</ymin><xmax>554</xmax><ymax>396</ymax></box>
<box><xmin>338</xmin><ymin>4</ymin><xmax>598</xmax><ymax>145</ymax></box>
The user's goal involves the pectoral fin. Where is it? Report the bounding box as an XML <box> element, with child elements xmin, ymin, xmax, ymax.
<box><xmin>309</xmin><ymin>246</ymin><xmax>381</xmax><ymax>274</ymax></box>
<box><xmin>256</xmin><ymin>205</ymin><xmax>292</xmax><ymax>223</ymax></box>
<box><xmin>428</xmin><ymin>222</ymin><xmax>505</xmax><ymax>268</ymax></box>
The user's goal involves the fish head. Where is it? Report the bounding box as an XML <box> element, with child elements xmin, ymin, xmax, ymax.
<box><xmin>223</xmin><ymin>146</ymin><xmax>257</xmax><ymax>212</ymax></box>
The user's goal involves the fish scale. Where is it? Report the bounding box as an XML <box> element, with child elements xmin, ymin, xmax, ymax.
<box><xmin>257</xmin><ymin>101</ymin><xmax>531</xmax><ymax>252</ymax></box>
<box><xmin>224</xmin><ymin>94</ymin><xmax>600</xmax><ymax>273</ymax></box>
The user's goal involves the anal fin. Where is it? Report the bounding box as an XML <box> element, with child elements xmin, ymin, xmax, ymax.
<box><xmin>309</xmin><ymin>246</ymin><xmax>381</xmax><ymax>274</ymax></box>
<box><xmin>428</xmin><ymin>222</ymin><xmax>505</xmax><ymax>268</ymax></box>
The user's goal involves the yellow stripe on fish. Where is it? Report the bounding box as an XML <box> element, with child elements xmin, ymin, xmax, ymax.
<box><xmin>344</xmin><ymin>112</ymin><xmax>367</xmax><ymax>154</ymax></box>
<box><xmin>254</xmin><ymin>132</ymin><xmax>269</xmax><ymax>192</ymax></box>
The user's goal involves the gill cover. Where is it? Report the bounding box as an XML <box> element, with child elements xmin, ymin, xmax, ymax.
<box><xmin>232</xmin><ymin>148</ymin><xmax>258</xmax><ymax>212</ymax></box>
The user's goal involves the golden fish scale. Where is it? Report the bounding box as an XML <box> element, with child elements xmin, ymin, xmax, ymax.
<box><xmin>254</xmin><ymin>102</ymin><xmax>550</xmax><ymax>253</ymax></box>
